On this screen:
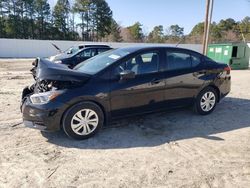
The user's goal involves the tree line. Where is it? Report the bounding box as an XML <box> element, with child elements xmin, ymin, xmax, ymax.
<box><xmin>0</xmin><ymin>0</ymin><xmax>249</xmax><ymax>43</ymax></box>
<box><xmin>130</xmin><ymin>17</ymin><xmax>250</xmax><ymax>44</ymax></box>
<box><xmin>0</xmin><ymin>0</ymin><xmax>116</xmax><ymax>41</ymax></box>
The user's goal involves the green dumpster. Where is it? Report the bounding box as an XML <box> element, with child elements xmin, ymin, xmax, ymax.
<box><xmin>207</xmin><ymin>42</ymin><xmax>250</xmax><ymax>70</ymax></box>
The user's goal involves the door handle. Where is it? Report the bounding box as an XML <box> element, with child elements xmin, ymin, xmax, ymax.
<box><xmin>151</xmin><ymin>78</ymin><xmax>161</xmax><ymax>85</ymax></box>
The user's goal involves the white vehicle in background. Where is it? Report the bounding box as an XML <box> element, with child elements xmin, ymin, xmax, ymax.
<box><xmin>49</xmin><ymin>43</ymin><xmax>111</xmax><ymax>62</ymax></box>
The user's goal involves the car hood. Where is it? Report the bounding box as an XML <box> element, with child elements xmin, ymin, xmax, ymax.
<box><xmin>32</xmin><ymin>58</ymin><xmax>91</xmax><ymax>82</ymax></box>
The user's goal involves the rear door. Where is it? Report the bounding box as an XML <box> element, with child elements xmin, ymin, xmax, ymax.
<box><xmin>109</xmin><ymin>49</ymin><xmax>166</xmax><ymax>117</ymax></box>
<box><xmin>163</xmin><ymin>49</ymin><xmax>205</xmax><ymax>107</ymax></box>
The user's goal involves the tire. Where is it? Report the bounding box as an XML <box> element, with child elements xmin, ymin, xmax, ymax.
<box><xmin>62</xmin><ymin>102</ymin><xmax>104</xmax><ymax>140</ymax></box>
<box><xmin>195</xmin><ymin>87</ymin><xmax>218</xmax><ymax>115</ymax></box>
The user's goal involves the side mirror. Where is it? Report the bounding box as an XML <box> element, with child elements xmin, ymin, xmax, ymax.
<box><xmin>120</xmin><ymin>70</ymin><xmax>135</xmax><ymax>80</ymax></box>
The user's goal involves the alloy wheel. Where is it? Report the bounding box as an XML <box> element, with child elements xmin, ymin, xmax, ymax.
<box><xmin>71</xmin><ymin>109</ymin><xmax>99</xmax><ymax>135</ymax></box>
<box><xmin>200</xmin><ymin>91</ymin><xmax>216</xmax><ymax>112</ymax></box>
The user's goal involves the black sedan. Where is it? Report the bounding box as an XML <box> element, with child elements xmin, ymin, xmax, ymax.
<box><xmin>21</xmin><ymin>46</ymin><xmax>231</xmax><ymax>140</ymax></box>
<box><xmin>50</xmin><ymin>45</ymin><xmax>112</xmax><ymax>68</ymax></box>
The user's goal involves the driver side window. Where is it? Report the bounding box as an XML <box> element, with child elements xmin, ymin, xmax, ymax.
<box><xmin>115</xmin><ymin>51</ymin><xmax>159</xmax><ymax>75</ymax></box>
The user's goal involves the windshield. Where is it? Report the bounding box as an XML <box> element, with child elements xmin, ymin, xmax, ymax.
<box><xmin>74</xmin><ymin>48</ymin><xmax>130</xmax><ymax>75</ymax></box>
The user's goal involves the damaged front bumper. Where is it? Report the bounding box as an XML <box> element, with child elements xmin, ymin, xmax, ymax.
<box><xmin>20</xmin><ymin>58</ymin><xmax>87</xmax><ymax>132</ymax></box>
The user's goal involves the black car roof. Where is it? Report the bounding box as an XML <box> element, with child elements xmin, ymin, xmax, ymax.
<box><xmin>117</xmin><ymin>45</ymin><xmax>201</xmax><ymax>55</ymax></box>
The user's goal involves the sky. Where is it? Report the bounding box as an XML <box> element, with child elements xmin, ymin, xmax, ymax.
<box><xmin>49</xmin><ymin>0</ymin><xmax>250</xmax><ymax>34</ymax></box>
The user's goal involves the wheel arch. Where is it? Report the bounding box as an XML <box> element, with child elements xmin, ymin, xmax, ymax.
<box><xmin>60</xmin><ymin>99</ymin><xmax>108</xmax><ymax>130</ymax></box>
<box><xmin>207</xmin><ymin>84</ymin><xmax>221</xmax><ymax>102</ymax></box>
<box><xmin>198</xmin><ymin>84</ymin><xmax>221</xmax><ymax>102</ymax></box>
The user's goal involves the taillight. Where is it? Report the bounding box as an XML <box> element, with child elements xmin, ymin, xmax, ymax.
<box><xmin>224</xmin><ymin>66</ymin><xmax>231</xmax><ymax>74</ymax></box>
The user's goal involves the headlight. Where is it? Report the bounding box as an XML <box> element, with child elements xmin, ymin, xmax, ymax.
<box><xmin>54</xmin><ymin>60</ymin><xmax>62</xmax><ymax>64</ymax></box>
<box><xmin>30</xmin><ymin>91</ymin><xmax>63</xmax><ymax>104</ymax></box>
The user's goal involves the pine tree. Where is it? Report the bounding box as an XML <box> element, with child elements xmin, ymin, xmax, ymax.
<box><xmin>148</xmin><ymin>25</ymin><xmax>164</xmax><ymax>43</ymax></box>
<box><xmin>73</xmin><ymin>0</ymin><xmax>91</xmax><ymax>40</ymax></box>
<box><xmin>105</xmin><ymin>19</ymin><xmax>122</xmax><ymax>42</ymax></box>
<box><xmin>53</xmin><ymin>0</ymin><xmax>70</xmax><ymax>39</ymax></box>
<box><xmin>35</xmin><ymin>0</ymin><xmax>51</xmax><ymax>39</ymax></box>
<box><xmin>93</xmin><ymin>0</ymin><xmax>112</xmax><ymax>41</ymax></box>
<box><xmin>0</xmin><ymin>0</ymin><xmax>7</xmax><ymax>37</ymax></box>
<box><xmin>127</xmin><ymin>22</ymin><xmax>144</xmax><ymax>42</ymax></box>
<box><xmin>27</xmin><ymin>0</ymin><xmax>36</xmax><ymax>38</ymax></box>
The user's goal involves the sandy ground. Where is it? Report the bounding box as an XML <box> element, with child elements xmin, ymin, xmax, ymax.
<box><xmin>0</xmin><ymin>59</ymin><xmax>250</xmax><ymax>188</ymax></box>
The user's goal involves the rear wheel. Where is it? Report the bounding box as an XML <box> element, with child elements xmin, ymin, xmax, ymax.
<box><xmin>195</xmin><ymin>87</ymin><xmax>218</xmax><ymax>115</ymax></box>
<box><xmin>62</xmin><ymin>102</ymin><xmax>104</xmax><ymax>140</ymax></box>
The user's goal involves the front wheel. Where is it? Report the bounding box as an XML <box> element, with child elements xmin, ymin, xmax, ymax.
<box><xmin>195</xmin><ymin>87</ymin><xmax>218</xmax><ymax>115</ymax></box>
<box><xmin>62</xmin><ymin>102</ymin><xmax>104</xmax><ymax>140</ymax></box>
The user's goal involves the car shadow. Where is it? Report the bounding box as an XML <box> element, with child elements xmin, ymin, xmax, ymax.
<box><xmin>42</xmin><ymin>97</ymin><xmax>250</xmax><ymax>149</ymax></box>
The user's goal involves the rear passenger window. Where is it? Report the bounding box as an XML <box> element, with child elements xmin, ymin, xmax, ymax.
<box><xmin>191</xmin><ymin>55</ymin><xmax>201</xmax><ymax>67</ymax></box>
<box><xmin>166</xmin><ymin>52</ymin><xmax>192</xmax><ymax>70</ymax></box>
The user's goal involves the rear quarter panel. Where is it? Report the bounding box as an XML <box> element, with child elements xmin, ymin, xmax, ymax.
<box><xmin>198</xmin><ymin>61</ymin><xmax>231</xmax><ymax>99</ymax></box>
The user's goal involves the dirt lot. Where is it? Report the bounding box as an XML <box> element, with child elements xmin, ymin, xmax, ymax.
<box><xmin>0</xmin><ymin>59</ymin><xmax>250</xmax><ymax>188</ymax></box>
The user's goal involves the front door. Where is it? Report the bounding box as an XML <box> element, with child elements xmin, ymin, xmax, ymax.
<box><xmin>109</xmin><ymin>50</ymin><xmax>166</xmax><ymax>117</ymax></box>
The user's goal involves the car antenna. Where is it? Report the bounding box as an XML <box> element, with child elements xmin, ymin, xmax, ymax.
<box><xmin>51</xmin><ymin>43</ymin><xmax>62</xmax><ymax>53</ymax></box>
